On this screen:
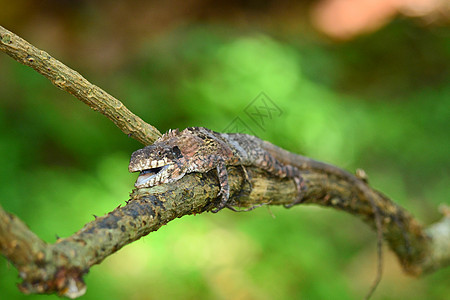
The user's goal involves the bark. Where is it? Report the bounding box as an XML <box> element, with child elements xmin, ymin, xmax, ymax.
<box><xmin>0</xmin><ymin>25</ymin><xmax>448</xmax><ymax>298</ymax></box>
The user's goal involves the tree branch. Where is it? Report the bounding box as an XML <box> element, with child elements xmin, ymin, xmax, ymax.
<box><xmin>0</xmin><ymin>26</ymin><xmax>448</xmax><ymax>298</ymax></box>
<box><xmin>1</xmin><ymin>167</ymin><xmax>448</xmax><ymax>297</ymax></box>
<box><xmin>0</xmin><ymin>25</ymin><xmax>161</xmax><ymax>145</ymax></box>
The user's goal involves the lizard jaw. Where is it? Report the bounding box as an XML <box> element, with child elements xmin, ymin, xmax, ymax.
<box><xmin>135</xmin><ymin>165</ymin><xmax>171</xmax><ymax>188</ymax></box>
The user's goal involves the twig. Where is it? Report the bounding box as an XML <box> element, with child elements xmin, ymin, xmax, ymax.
<box><xmin>0</xmin><ymin>25</ymin><xmax>161</xmax><ymax>145</ymax></box>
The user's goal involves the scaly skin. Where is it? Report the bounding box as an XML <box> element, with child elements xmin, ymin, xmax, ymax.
<box><xmin>129</xmin><ymin>127</ymin><xmax>305</xmax><ymax>212</ymax></box>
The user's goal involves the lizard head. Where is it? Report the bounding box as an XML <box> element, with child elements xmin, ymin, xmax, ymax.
<box><xmin>128</xmin><ymin>128</ymin><xmax>193</xmax><ymax>189</ymax></box>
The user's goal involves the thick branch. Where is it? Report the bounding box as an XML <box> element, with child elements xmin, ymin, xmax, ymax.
<box><xmin>1</xmin><ymin>166</ymin><xmax>449</xmax><ymax>297</ymax></box>
<box><xmin>0</xmin><ymin>25</ymin><xmax>161</xmax><ymax>145</ymax></box>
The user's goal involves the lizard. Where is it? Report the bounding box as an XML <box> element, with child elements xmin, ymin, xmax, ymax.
<box><xmin>128</xmin><ymin>127</ymin><xmax>306</xmax><ymax>212</ymax></box>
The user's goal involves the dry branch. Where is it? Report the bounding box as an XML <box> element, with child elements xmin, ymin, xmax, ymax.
<box><xmin>0</xmin><ymin>25</ymin><xmax>161</xmax><ymax>145</ymax></box>
<box><xmin>0</xmin><ymin>25</ymin><xmax>449</xmax><ymax>298</ymax></box>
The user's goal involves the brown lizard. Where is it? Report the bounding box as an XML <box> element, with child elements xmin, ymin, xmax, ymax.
<box><xmin>128</xmin><ymin>127</ymin><xmax>306</xmax><ymax>212</ymax></box>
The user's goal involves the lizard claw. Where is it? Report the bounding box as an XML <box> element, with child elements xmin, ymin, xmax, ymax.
<box><xmin>210</xmin><ymin>186</ymin><xmax>229</xmax><ymax>213</ymax></box>
<box><xmin>211</xmin><ymin>194</ymin><xmax>228</xmax><ymax>213</ymax></box>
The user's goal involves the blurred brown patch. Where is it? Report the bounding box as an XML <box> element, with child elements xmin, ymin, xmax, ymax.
<box><xmin>311</xmin><ymin>0</ymin><xmax>449</xmax><ymax>40</ymax></box>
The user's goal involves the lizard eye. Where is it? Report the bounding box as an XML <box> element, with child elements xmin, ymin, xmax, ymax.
<box><xmin>172</xmin><ymin>146</ymin><xmax>182</xmax><ymax>158</ymax></box>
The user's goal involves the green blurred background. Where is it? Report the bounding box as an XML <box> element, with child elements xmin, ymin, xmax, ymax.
<box><xmin>0</xmin><ymin>1</ymin><xmax>449</xmax><ymax>299</ymax></box>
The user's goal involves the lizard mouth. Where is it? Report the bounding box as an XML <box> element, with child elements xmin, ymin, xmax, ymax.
<box><xmin>135</xmin><ymin>165</ymin><xmax>170</xmax><ymax>188</ymax></box>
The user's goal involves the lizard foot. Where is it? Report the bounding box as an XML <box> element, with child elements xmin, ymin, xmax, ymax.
<box><xmin>211</xmin><ymin>189</ymin><xmax>229</xmax><ymax>213</ymax></box>
<box><xmin>211</xmin><ymin>170</ymin><xmax>254</xmax><ymax>213</ymax></box>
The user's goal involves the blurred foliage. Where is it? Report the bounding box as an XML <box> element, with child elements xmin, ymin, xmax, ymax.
<box><xmin>0</xmin><ymin>8</ymin><xmax>449</xmax><ymax>300</ymax></box>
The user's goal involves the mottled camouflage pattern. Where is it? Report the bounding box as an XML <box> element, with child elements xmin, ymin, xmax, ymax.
<box><xmin>129</xmin><ymin>127</ymin><xmax>304</xmax><ymax>211</ymax></box>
